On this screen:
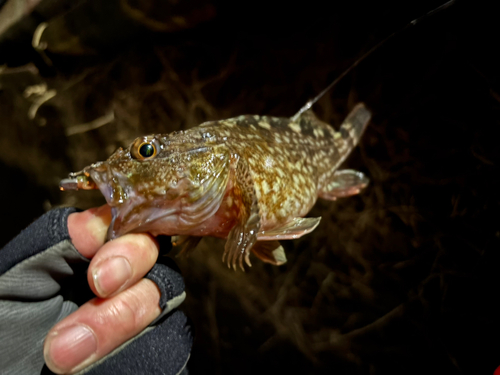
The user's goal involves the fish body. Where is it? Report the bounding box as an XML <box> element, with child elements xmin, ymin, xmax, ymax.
<box><xmin>61</xmin><ymin>104</ymin><xmax>371</xmax><ymax>269</ymax></box>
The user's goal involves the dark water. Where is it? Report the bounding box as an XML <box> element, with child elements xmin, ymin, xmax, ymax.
<box><xmin>1</xmin><ymin>0</ymin><xmax>499</xmax><ymax>374</ymax></box>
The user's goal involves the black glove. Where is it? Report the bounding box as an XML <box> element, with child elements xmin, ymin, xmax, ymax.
<box><xmin>0</xmin><ymin>207</ymin><xmax>192</xmax><ymax>375</ymax></box>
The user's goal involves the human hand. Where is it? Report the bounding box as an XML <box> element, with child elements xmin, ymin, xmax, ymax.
<box><xmin>0</xmin><ymin>206</ymin><xmax>191</xmax><ymax>375</ymax></box>
<box><xmin>44</xmin><ymin>205</ymin><xmax>161</xmax><ymax>373</ymax></box>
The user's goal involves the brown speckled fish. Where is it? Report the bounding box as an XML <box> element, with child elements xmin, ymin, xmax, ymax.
<box><xmin>61</xmin><ymin>104</ymin><xmax>371</xmax><ymax>269</ymax></box>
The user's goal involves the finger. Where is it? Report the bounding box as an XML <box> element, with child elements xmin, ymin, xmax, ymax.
<box><xmin>43</xmin><ymin>278</ymin><xmax>161</xmax><ymax>374</ymax></box>
<box><xmin>88</xmin><ymin>234</ymin><xmax>159</xmax><ymax>298</ymax></box>
<box><xmin>67</xmin><ymin>205</ymin><xmax>112</xmax><ymax>258</ymax></box>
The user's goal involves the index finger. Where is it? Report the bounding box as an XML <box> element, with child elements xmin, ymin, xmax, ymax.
<box><xmin>67</xmin><ymin>205</ymin><xmax>112</xmax><ymax>258</ymax></box>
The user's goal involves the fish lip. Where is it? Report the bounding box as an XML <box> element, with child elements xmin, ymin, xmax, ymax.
<box><xmin>86</xmin><ymin>164</ymin><xmax>129</xmax><ymax>207</ymax></box>
<box><xmin>85</xmin><ymin>164</ymin><xmax>142</xmax><ymax>239</ymax></box>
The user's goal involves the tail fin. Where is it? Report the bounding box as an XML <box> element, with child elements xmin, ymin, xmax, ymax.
<box><xmin>329</xmin><ymin>103</ymin><xmax>371</xmax><ymax>170</ymax></box>
<box><xmin>339</xmin><ymin>103</ymin><xmax>371</xmax><ymax>147</ymax></box>
<box><xmin>317</xmin><ymin>103</ymin><xmax>371</xmax><ymax>200</ymax></box>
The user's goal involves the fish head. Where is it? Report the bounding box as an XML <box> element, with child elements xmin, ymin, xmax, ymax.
<box><xmin>62</xmin><ymin>133</ymin><xmax>231</xmax><ymax>240</ymax></box>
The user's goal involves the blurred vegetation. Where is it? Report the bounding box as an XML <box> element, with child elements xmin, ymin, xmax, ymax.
<box><xmin>1</xmin><ymin>0</ymin><xmax>499</xmax><ymax>374</ymax></box>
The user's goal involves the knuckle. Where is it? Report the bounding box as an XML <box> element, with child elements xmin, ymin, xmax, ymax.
<box><xmin>97</xmin><ymin>290</ymin><xmax>145</xmax><ymax>332</ymax></box>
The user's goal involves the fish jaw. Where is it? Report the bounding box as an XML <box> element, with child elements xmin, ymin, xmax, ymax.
<box><xmin>87</xmin><ymin>165</ymin><xmax>129</xmax><ymax>207</ymax></box>
<box><xmin>92</xmin><ymin>166</ymin><xmax>190</xmax><ymax>240</ymax></box>
<box><xmin>59</xmin><ymin>161</ymin><xmax>130</xmax><ymax>206</ymax></box>
<box><xmin>107</xmin><ymin>201</ymin><xmax>181</xmax><ymax>240</ymax></box>
<box><xmin>104</xmin><ymin>174</ymin><xmax>232</xmax><ymax>240</ymax></box>
<box><xmin>84</xmin><ymin>150</ymin><xmax>233</xmax><ymax>241</ymax></box>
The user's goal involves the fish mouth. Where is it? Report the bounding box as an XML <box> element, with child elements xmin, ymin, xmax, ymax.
<box><xmin>71</xmin><ymin>163</ymin><xmax>184</xmax><ymax>240</ymax></box>
<box><xmin>88</xmin><ymin>164</ymin><xmax>130</xmax><ymax>207</ymax></box>
<box><xmin>60</xmin><ymin>159</ymin><xmax>228</xmax><ymax>241</ymax></box>
<box><xmin>60</xmin><ymin>162</ymin><xmax>129</xmax><ymax>207</ymax></box>
<box><xmin>60</xmin><ymin>170</ymin><xmax>98</xmax><ymax>191</ymax></box>
<box><xmin>61</xmin><ymin>162</ymin><xmax>167</xmax><ymax>240</ymax></box>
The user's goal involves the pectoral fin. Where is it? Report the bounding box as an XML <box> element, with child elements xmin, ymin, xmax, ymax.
<box><xmin>319</xmin><ymin>169</ymin><xmax>369</xmax><ymax>201</ymax></box>
<box><xmin>251</xmin><ymin>241</ymin><xmax>287</xmax><ymax>266</ymax></box>
<box><xmin>258</xmin><ymin>217</ymin><xmax>321</xmax><ymax>240</ymax></box>
<box><xmin>223</xmin><ymin>155</ymin><xmax>261</xmax><ymax>271</ymax></box>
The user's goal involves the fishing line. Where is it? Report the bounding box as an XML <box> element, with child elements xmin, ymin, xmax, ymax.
<box><xmin>292</xmin><ymin>0</ymin><xmax>457</xmax><ymax>121</ymax></box>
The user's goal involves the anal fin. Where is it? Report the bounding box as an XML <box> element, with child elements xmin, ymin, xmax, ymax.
<box><xmin>251</xmin><ymin>241</ymin><xmax>287</xmax><ymax>266</ymax></box>
<box><xmin>319</xmin><ymin>169</ymin><xmax>369</xmax><ymax>201</ymax></box>
<box><xmin>258</xmin><ymin>217</ymin><xmax>321</xmax><ymax>240</ymax></box>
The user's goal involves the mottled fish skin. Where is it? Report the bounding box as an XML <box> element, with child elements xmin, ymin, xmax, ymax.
<box><xmin>62</xmin><ymin>103</ymin><xmax>371</xmax><ymax>269</ymax></box>
<box><xmin>204</xmin><ymin>106</ymin><xmax>369</xmax><ymax>229</ymax></box>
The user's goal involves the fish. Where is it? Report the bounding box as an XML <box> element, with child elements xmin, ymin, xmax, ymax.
<box><xmin>60</xmin><ymin>103</ymin><xmax>371</xmax><ymax>270</ymax></box>
<box><xmin>57</xmin><ymin>0</ymin><xmax>458</xmax><ymax>270</ymax></box>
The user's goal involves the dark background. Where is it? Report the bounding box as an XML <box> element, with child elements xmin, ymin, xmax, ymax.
<box><xmin>1</xmin><ymin>0</ymin><xmax>499</xmax><ymax>374</ymax></box>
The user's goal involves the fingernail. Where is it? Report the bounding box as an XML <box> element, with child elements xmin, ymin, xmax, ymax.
<box><xmin>93</xmin><ymin>256</ymin><xmax>132</xmax><ymax>297</ymax></box>
<box><xmin>44</xmin><ymin>325</ymin><xmax>97</xmax><ymax>373</ymax></box>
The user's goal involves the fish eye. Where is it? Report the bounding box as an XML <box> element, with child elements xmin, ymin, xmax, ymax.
<box><xmin>139</xmin><ymin>143</ymin><xmax>155</xmax><ymax>158</ymax></box>
<box><xmin>131</xmin><ymin>137</ymin><xmax>159</xmax><ymax>160</ymax></box>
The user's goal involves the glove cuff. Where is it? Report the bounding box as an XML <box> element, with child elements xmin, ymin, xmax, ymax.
<box><xmin>0</xmin><ymin>207</ymin><xmax>78</xmax><ymax>275</ymax></box>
